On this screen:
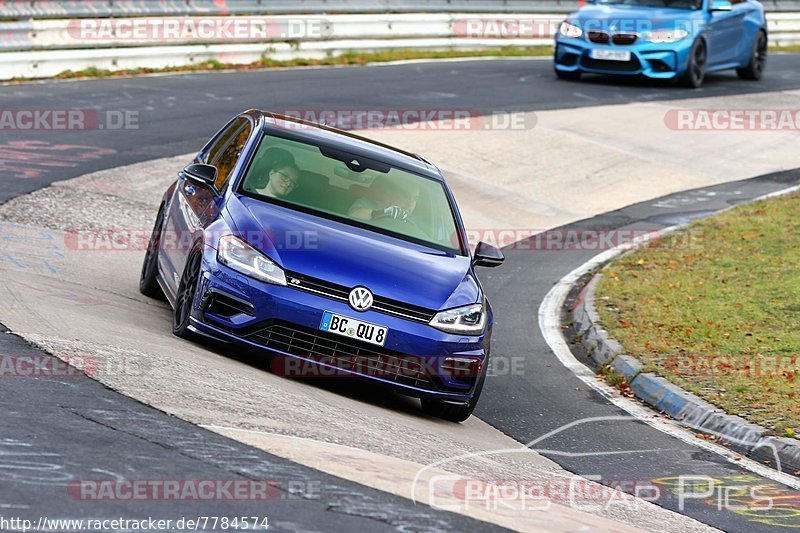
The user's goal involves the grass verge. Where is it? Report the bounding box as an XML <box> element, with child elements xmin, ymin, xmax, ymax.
<box><xmin>45</xmin><ymin>46</ymin><xmax>553</xmax><ymax>81</ymax></box>
<box><xmin>596</xmin><ymin>192</ymin><xmax>800</xmax><ymax>439</ymax></box>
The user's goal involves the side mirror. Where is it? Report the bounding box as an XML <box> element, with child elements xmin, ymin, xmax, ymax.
<box><xmin>710</xmin><ymin>0</ymin><xmax>733</xmax><ymax>11</ymax></box>
<box><xmin>180</xmin><ymin>163</ymin><xmax>218</xmax><ymax>187</ymax></box>
<box><xmin>473</xmin><ymin>241</ymin><xmax>505</xmax><ymax>268</ymax></box>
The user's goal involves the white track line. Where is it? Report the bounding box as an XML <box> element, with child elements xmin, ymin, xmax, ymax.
<box><xmin>538</xmin><ymin>183</ymin><xmax>800</xmax><ymax>491</ymax></box>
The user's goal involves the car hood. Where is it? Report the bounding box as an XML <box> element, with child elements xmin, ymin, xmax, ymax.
<box><xmin>569</xmin><ymin>4</ymin><xmax>702</xmax><ymax>31</ymax></box>
<box><xmin>225</xmin><ymin>195</ymin><xmax>480</xmax><ymax>311</ymax></box>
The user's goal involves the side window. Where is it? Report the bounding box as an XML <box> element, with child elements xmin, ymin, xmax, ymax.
<box><xmin>204</xmin><ymin>117</ymin><xmax>252</xmax><ymax>191</ymax></box>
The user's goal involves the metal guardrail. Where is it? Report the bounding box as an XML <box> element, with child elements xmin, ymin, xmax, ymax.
<box><xmin>0</xmin><ymin>10</ymin><xmax>797</xmax><ymax>80</ymax></box>
<box><xmin>2</xmin><ymin>12</ymin><xmax>797</xmax><ymax>53</ymax></box>
<box><xmin>0</xmin><ymin>21</ymin><xmax>33</xmax><ymax>51</ymax></box>
<box><xmin>1</xmin><ymin>0</ymin><xmax>800</xmax><ymax>19</ymax></box>
<box><xmin>0</xmin><ymin>14</ymin><xmax>565</xmax><ymax>51</ymax></box>
<box><xmin>0</xmin><ymin>1</ymin><xmax>579</xmax><ymax>18</ymax></box>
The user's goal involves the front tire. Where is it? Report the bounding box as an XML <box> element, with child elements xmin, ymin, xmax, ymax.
<box><xmin>555</xmin><ymin>68</ymin><xmax>581</xmax><ymax>81</ymax></box>
<box><xmin>421</xmin><ymin>362</ymin><xmax>488</xmax><ymax>423</ymax></box>
<box><xmin>139</xmin><ymin>205</ymin><xmax>165</xmax><ymax>299</ymax></box>
<box><xmin>681</xmin><ymin>39</ymin><xmax>707</xmax><ymax>88</ymax></box>
<box><xmin>172</xmin><ymin>248</ymin><xmax>202</xmax><ymax>339</ymax></box>
<box><xmin>737</xmin><ymin>31</ymin><xmax>767</xmax><ymax>81</ymax></box>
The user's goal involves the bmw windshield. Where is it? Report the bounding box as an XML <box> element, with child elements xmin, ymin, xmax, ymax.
<box><xmin>238</xmin><ymin>132</ymin><xmax>464</xmax><ymax>255</ymax></box>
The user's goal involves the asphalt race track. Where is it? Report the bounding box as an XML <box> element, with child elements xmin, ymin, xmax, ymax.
<box><xmin>2</xmin><ymin>56</ymin><xmax>800</xmax><ymax>531</ymax></box>
<box><xmin>3</xmin><ymin>54</ymin><xmax>800</xmax><ymax>201</ymax></box>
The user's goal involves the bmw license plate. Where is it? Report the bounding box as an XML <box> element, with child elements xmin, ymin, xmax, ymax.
<box><xmin>320</xmin><ymin>311</ymin><xmax>387</xmax><ymax>347</ymax></box>
<box><xmin>589</xmin><ymin>49</ymin><xmax>631</xmax><ymax>61</ymax></box>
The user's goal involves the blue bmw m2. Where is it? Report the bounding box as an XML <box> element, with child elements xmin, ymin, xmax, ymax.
<box><xmin>554</xmin><ymin>0</ymin><xmax>768</xmax><ymax>87</ymax></box>
<box><xmin>140</xmin><ymin>110</ymin><xmax>505</xmax><ymax>422</ymax></box>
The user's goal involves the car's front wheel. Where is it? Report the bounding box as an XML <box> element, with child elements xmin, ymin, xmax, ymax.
<box><xmin>555</xmin><ymin>68</ymin><xmax>581</xmax><ymax>81</ymax></box>
<box><xmin>681</xmin><ymin>39</ymin><xmax>707</xmax><ymax>88</ymax></box>
<box><xmin>737</xmin><ymin>31</ymin><xmax>767</xmax><ymax>81</ymax></box>
<box><xmin>139</xmin><ymin>205</ymin><xmax>165</xmax><ymax>299</ymax></box>
<box><xmin>421</xmin><ymin>362</ymin><xmax>487</xmax><ymax>422</ymax></box>
<box><xmin>172</xmin><ymin>248</ymin><xmax>203</xmax><ymax>338</ymax></box>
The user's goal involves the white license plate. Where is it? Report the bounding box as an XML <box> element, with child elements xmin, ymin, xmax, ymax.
<box><xmin>320</xmin><ymin>311</ymin><xmax>387</xmax><ymax>347</ymax></box>
<box><xmin>589</xmin><ymin>49</ymin><xmax>631</xmax><ymax>61</ymax></box>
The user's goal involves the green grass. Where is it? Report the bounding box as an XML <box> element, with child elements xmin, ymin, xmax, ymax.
<box><xmin>44</xmin><ymin>46</ymin><xmax>552</xmax><ymax>81</ymax></box>
<box><xmin>596</xmin><ymin>192</ymin><xmax>800</xmax><ymax>437</ymax></box>
<box><xmin>17</xmin><ymin>44</ymin><xmax>798</xmax><ymax>81</ymax></box>
<box><xmin>771</xmin><ymin>45</ymin><xmax>800</xmax><ymax>53</ymax></box>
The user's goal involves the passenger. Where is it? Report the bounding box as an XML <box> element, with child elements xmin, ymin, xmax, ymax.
<box><xmin>348</xmin><ymin>177</ymin><xmax>420</xmax><ymax>222</ymax></box>
<box><xmin>254</xmin><ymin>149</ymin><xmax>301</xmax><ymax>199</ymax></box>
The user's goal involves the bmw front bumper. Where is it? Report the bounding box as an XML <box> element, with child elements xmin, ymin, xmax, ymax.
<box><xmin>554</xmin><ymin>37</ymin><xmax>694</xmax><ymax>79</ymax></box>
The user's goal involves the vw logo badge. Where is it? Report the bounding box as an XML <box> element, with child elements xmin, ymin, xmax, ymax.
<box><xmin>348</xmin><ymin>286</ymin><xmax>373</xmax><ymax>312</ymax></box>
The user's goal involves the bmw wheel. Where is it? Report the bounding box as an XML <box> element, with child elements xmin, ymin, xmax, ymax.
<box><xmin>681</xmin><ymin>39</ymin><xmax>707</xmax><ymax>88</ymax></box>
<box><xmin>172</xmin><ymin>248</ymin><xmax>202</xmax><ymax>338</ymax></box>
<box><xmin>555</xmin><ymin>68</ymin><xmax>581</xmax><ymax>81</ymax></box>
<box><xmin>737</xmin><ymin>31</ymin><xmax>767</xmax><ymax>81</ymax></box>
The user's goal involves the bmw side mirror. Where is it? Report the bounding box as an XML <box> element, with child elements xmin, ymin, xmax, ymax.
<box><xmin>710</xmin><ymin>0</ymin><xmax>733</xmax><ymax>11</ymax></box>
<box><xmin>473</xmin><ymin>241</ymin><xmax>505</xmax><ymax>268</ymax></box>
<box><xmin>180</xmin><ymin>163</ymin><xmax>218</xmax><ymax>187</ymax></box>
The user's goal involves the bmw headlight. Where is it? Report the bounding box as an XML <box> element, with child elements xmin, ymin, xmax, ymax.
<box><xmin>641</xmin><ymin>29</ymin><xmax>689</xmax><ymax>43</ymax></box>
<box><xmin>559</xmin><ymin>22</ymin><xmax>583</xmax><ymax>39</ymax></box>
<box><xmin>429</xmin><ymin>303</ymin><xmax>485</xmax><ymax>335</ymax></box>
<box><xmin>217</xmin><ymin>235</ymin><xmax>286</xmax><ymax>286</ymax></box>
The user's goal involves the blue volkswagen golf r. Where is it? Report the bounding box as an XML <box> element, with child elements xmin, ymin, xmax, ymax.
<box><xmin>139</xmin><ymin>110</ymin><xmax>504</xmax><ymax>422</ymax></box>
<box><xmin>554</xmin><ymin>0</ymin><xmax>768</xmax><ymax>87</ymax></box>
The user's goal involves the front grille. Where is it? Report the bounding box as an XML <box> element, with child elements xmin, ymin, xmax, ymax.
<box><xmin>581</xmin><ymin>56</ymin><xmax>641</xmax><ymax>72</ymax></box>
<box><xmin>248</xmin><ymin>321</ymin><xmax>439</xmax><ymax>390</ymax></box>
<box><xmin>612</xmin><ymin>33</ymin><xmax>637</xmax><ymax>45</ymax></box>
<box><xmin>286</xmin><ymin>272</ymin><xmax>437</xmax><ymax>323</ymax></box>
<box><xmin>588</xmin><ymin>31</ymin><xmax>610</xmax><ymax>44</ymax></box>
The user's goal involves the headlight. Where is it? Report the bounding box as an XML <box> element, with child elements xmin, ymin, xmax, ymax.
<box><xmin>429</xmin><ymin>303</ymin><xmax>485</xmax><ymax>335</ymax></box>
<box><xmin>559</xmin><ymin>22</ymin><xmax>583</xmax><ymax>39</ymax></box>
<box><xmin>641</xmin><ymin>29</ymin><xmax>689</xmax><ymax>43</ymax></box>
<box><xmin>217</xmin><ymin>235</ymin><xmax>286</xmax><ymax>286</ymax></box>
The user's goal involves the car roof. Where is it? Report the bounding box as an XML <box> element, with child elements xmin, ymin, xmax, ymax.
<box><xmin>243</xmin><ymin>109</ymin><xmax>443</xmax><ymax>181</ymax></box>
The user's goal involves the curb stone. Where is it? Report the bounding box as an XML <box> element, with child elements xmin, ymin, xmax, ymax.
<box><xmin>571</xmin><ymin>274</ymin><xmax>800</xmax><ymax>476</ymax></box>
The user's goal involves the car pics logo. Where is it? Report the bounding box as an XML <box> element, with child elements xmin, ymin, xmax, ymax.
<box><xmin>348</xmin><ymin>286</ymin><xmax>374</xmax><ymax>312</ymax></box>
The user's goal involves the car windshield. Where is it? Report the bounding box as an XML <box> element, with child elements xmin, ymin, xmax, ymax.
<box><xmin>596</xmin><ymin>0</ymin><xmax>702</xmax><ymax>9</ymax></box>
<box><xmin>239</xmin><ymin>132</ymin><xmax>464</xmax><ymax>255</ymax></box>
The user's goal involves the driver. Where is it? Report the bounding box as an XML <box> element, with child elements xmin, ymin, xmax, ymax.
<box><xmin>253</xmin><ymin>148</ymin><xmax>301</xmax><ymax>199</ymax></box>
<box><xmin>348</xmin><ymin>177</ymin><xmax>420</xmax><ymax>222</ymax></box>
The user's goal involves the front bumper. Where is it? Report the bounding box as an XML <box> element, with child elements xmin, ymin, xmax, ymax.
<box><xmin>189</xmin><ymin>248</ymin><xmax>489</xmax><ymax>402</ymax></box>
<box><xmin>554</xmin><ymin>37</ymin><xmax>693</xmax><ymax>79</ymax></box>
